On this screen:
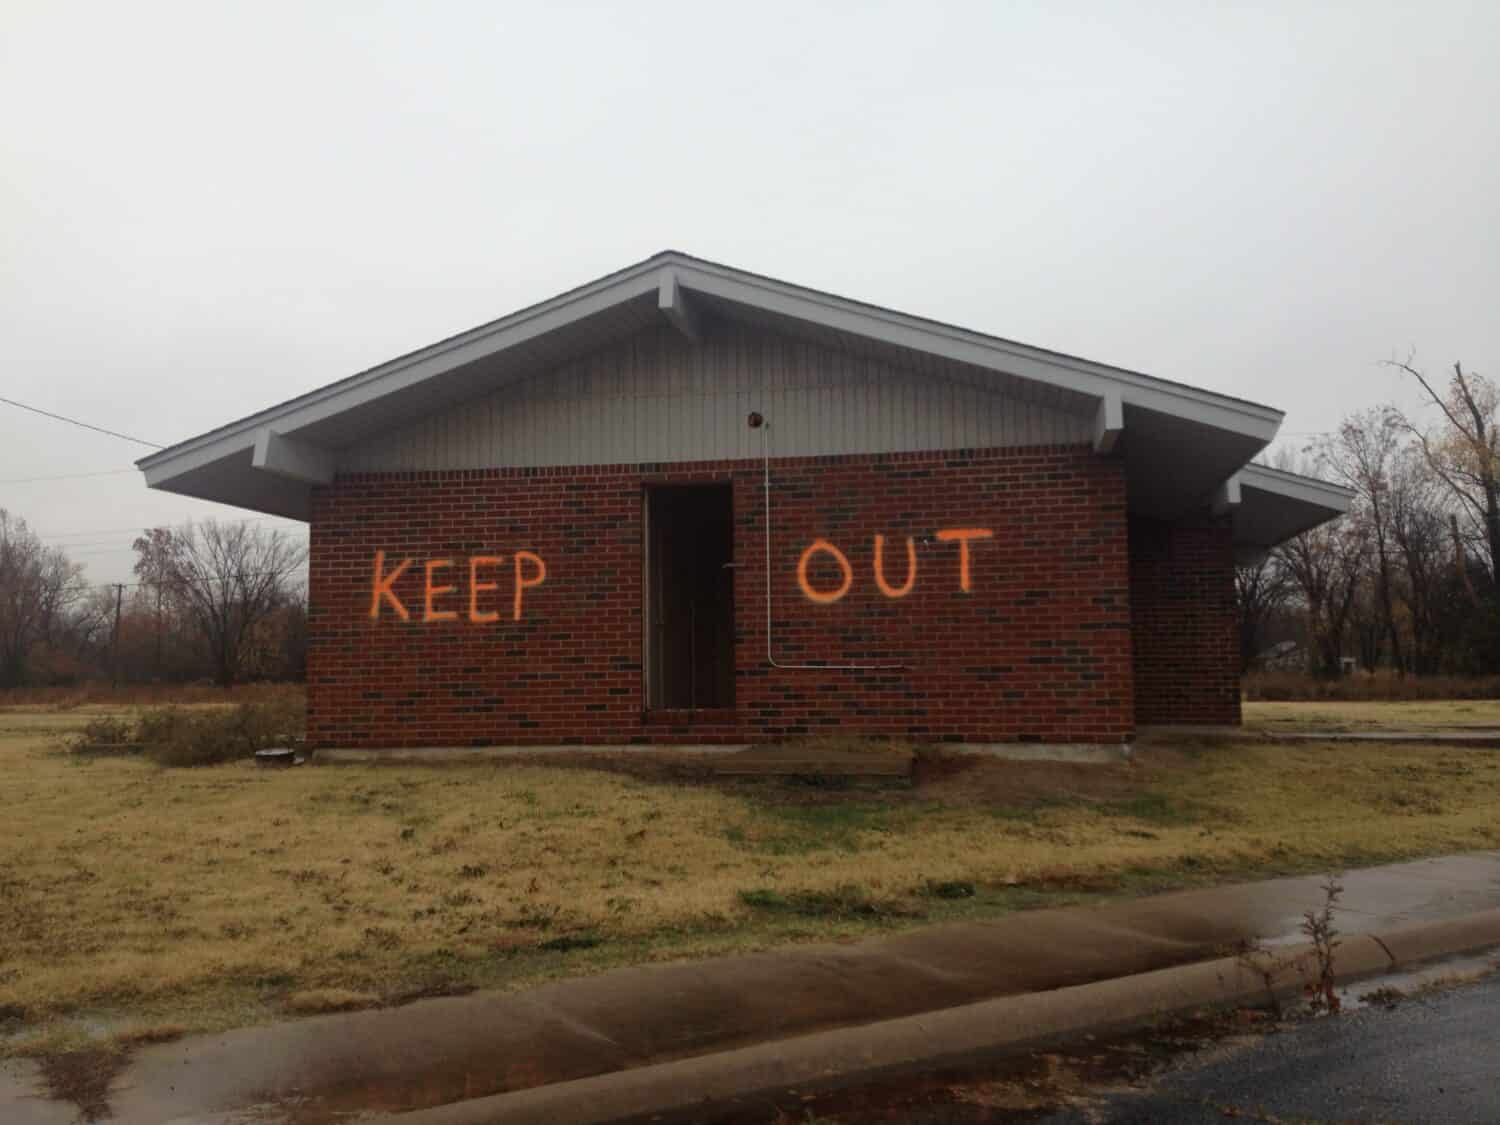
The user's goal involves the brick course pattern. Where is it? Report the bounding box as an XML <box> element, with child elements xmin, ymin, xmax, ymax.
<box><xmin>307</xmin><ymin>444</ymin><xmax>1134</xmax><ymax>749</ymax></box>
<box><xmin>1127</xmin><ymin>514</ymin><xmax>1241</xmax><ymax>726</ymax></box>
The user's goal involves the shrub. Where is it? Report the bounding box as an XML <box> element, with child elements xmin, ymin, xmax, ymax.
<box><xmin>135</xmin><ymin>707</ymin><xmax>192</xmax><ymax>750</ymax></box>
<box><xmin>70</xmin><ymin>697</ymin><xmax>306</xmax><ymax>767</ymax></box>
<box><xmin>67</xmin><ymin>716</ymin><xmax>140</xmax><ymax>756</ymax></box>
<box><xmin>145</xmin><ymin>697</ymin><xmax>305</xmax><ymax>767</ymax></box>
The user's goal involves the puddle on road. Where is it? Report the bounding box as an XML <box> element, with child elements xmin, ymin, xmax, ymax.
<box><xmin>716</xmin><ymin>1009</ymin><xmax>1275</xmax><ymax>1124</ymax></box>
<box><xmin>1346</xmin><ymin>947</ymin><xmax>1500</xmax><ymax>1009</ymax></box>
<box><xmin>734</xmin><ymin>950</ymin><xmax>1500</xmax><ymax>1125</ymax></box>
<box><xmin>6</xmin><ymin>951</ymin><xmax>1496</xmax><ymax>1124</ymax></box>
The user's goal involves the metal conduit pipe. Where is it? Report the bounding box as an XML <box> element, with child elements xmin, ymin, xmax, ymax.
<box><xmin>758</xmin><ymin>419</ymin><xmax>906</xmax><ymax>672</ymax></box>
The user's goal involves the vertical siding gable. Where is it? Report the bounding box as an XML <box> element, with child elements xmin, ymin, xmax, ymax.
<box><xmin>338</xmin><ymin>322</ymin><xmax>1093</xmax><ymax>472</ymax></box>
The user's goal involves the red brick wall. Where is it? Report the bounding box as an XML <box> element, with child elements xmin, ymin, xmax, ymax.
<box><xmin>1128</xmin><ymin>514</ymin><xmax>1241</xmax><ymax>726</ymax></box>
<box><xmin>307</xmin><ymin>445</ymin><xmax>1134</xmax><ymax>748</ymax></box>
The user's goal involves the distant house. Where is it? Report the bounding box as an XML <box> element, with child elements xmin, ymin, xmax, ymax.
<box><xmin>137</xmin><ymin>252</ymin><xmax>1351</xmax><ymax>749</ymax></box>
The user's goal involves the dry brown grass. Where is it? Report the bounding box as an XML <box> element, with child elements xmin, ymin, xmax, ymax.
<box><xmin>0</xmin><ymin>682</ymin><xmax>302</xmax><ymax>710</ymax></box>
<box><xmin>3</xmin><ymin>706</ymin><xmax>1499</xmax><ymax>1056</ymax></box>
<box><xmin>1244</xmin><ymin>671</ymin><xmax>1500</xmax><ymax>702</ymax></box>
<box><xmin>282</xmin><ymin>988</ymin><xmax>380</xmax><ymax>1015</ymax></box>
<box><xmin>1243</xmin><ymin>699</ymin><xmax>1500</xmax><ymax>732</ymax></box>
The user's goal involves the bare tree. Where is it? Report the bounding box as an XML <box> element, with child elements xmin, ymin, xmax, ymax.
<box><xmin>1234</xmin><ymin>552</ymin><xmax>1292</xmax><ymax>673</ymax></box>
<box><xmin>1276</xmin><ymin>520</ymin><xmax>1368</xmax><ymax>677</ymax></box>
<box><xmin>153</xmin><ymin>521</ymin><xmax>307</xmax><ymax>686</ymax></box>
<box><xmin>1318</xmin><ymin>409</ymin><xmax>1405</xmax><ymax>672</ymax></box>
<box><xmin>0</xmin><ymin>509</ymin><xmax>88</xmax><ymax>686</ymax></box>
<box><xmin>132</xmin><ymin>526</ymin><xmax>183</xmax><ymax>678</ymax></box>
<box><xmin>1386</xmin><ymin>357</ymin><xmax>1500</xmax><ymax>580</ymax></box>
<box><xmin>1386</xmin><ymin>449</ymin><xmax>1449</xmax><ymax>674</ymax></box>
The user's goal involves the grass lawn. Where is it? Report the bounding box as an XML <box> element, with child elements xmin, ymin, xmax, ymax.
<box><xmin>3</xmin><ymin>704</ymin><xmax>1500</xmax><ymax>1058</ymax></box>
<box><xmin>1243</xmin><ymin>699</ymin><xmax>1500</xmax><ymax>733</ymax></box>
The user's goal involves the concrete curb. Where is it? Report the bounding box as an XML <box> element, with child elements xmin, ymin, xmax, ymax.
<box><xmin>385</xmin><ymin>907</ymin><xmax>1500</xmax><ymax>1125</ymax></box>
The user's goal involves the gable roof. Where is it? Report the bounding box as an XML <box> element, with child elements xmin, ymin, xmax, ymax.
<box><xmin>136</xmin><ymin>250</ymin><xmax>1347</xmax><ymax>547</ymax></box>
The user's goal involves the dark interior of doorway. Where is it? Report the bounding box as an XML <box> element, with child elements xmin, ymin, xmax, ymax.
<box><xmin>646</xmin><ymin>484</ymin><xmax>734</xmax><ymax>710</ymax></box>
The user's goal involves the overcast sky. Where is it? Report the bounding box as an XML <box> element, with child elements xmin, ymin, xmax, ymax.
<box><xmin>3</xmin><ymin>1</ymin><xmax>1496</xmax><ymax>587</ymax></box>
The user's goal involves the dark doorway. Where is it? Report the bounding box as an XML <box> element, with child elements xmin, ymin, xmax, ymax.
<box><xmin>645</xmin><ymin>484</ymin><xmax>734</xmax><ymax>709</ymax></box>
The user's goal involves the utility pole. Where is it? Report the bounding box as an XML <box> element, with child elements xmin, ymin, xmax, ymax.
<box><xmin>110</xmin><ymin>583</ymin><xmax>125</xmax><ymax>688</ymax></box>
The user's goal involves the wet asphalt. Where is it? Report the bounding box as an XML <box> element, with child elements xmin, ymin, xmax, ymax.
<box><xmin>1046</xmin><ymin>973</ymin><xmax>1500</xmax><ymax>1125</ymax></box>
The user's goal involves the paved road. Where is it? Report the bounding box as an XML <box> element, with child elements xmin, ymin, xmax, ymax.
<box><xmin>1048</xmin><ymin>974</ymin><xmax>1500</xmax><ymax>1125</ymax></box>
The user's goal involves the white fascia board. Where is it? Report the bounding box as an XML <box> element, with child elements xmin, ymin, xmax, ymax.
<box><xmin>657</xmin><ymin>270</ymin><xmax>703</xmax><ymax>341</ymax></box>
<box><xmin>139</xmin><ymin>251</ymin><xmax>1287</xmax><ymax>493</ymax></box>
<box><xmin>1240</xmin><ymin>463</ymin><xmax>1355</xmax><ymax>512</ymax></box>
<box><xmin>671</xmin><ymin>259</ymin><xmax>1285</xmax><ymax>444</ymax></box>
<box><xmin>251</xmin><ymin>429</ymin><xmax>335</xmax><ymax>485</ymax></box>
<box><xmin>1093</xmin><ymin>391</ymin><xmax>1123</xmax><ymax>454</ymax></box>
<box><xmin>1211</xmin><ymin>474</ymin><xmax>1243</xmax><ymax>515</ymax></box>
<box><xmin>137</xmin><ymin>260</ymin><xmax>667</xmax><ymax>481</ymax></box>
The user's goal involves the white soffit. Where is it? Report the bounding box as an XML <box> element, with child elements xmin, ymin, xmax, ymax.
<box><xmin>1233</xmin><ymin>463</ymin><xmax>1355</xmax><ymax>556</ymax></box>
<box><xmin>137</xmin><ymin>251</ymin><xmax>1288</xmax><ymax>521</ymax></box>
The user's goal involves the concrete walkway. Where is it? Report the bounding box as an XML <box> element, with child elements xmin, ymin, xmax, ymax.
<box><xmin>4</xmin><ymin>853</ymin><xmax>1499</xmax><ymax>1125</ymax></box>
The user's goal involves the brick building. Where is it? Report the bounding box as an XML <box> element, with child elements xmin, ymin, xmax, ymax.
<box><xmin>138</xmin><ymin>252</ymin><xmax>1349</xmax><ymax>749</ymax></box>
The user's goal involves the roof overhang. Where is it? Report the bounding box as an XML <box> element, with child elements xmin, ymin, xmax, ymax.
<box><xmin>1228</xmin><ymin>463</ymin><xmax>1356</xmax><ymax>561</ymax></box>
<box><xmin>138</xmin><ymin>250</ymin><xmax>1291</xmax><ymax>526</ymax></box>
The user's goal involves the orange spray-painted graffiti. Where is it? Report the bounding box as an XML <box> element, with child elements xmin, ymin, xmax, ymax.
<box><xmin>935</xmin><ymin>528</ymin><xmax>994</xmax><ymax>593</ymax></box>
<box><xmin>513</xmin><ymin>551</ymin><xmax>547</xmax><ymax>622</ymax></box>
<box><xmin>872</xmin><ymin>534</ymin><xmax>917</xmax><ymax>599</ymax></box>
<box><xmin>796</xmin><ymin>539</ymin><xmax>854</xmax><ymax>604</ymax></box>
<box><xmin>369</xmin><ymin>550</ymin><xmax>548</xmax><ymax>623</ymax></box>
<box><xmin>467</xmin><ymin>556</ymin><xmax>503</xmax><ymax>624</ymax></box>
<box><xmin>423</xmin><ymin>559</ymin><xmax>459</xmax><ymax>623</ymax></box>
<box><xmin>796</xmin><ymin>528</ymin><xmax>993</xmax><ymax>603</ymax></box>
<box><xmin>368</xmin><ymin>526</ymin><xmax>987</xmax><ymax>623</ymax></box>
<box><xmin>369</xmin><ymin>551</ymin><xmax>413</xmax><ymax>621</ymax></box>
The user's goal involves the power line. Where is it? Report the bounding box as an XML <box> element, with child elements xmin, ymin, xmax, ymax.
<box><xmin>96</xmin><ymin>569</ymin><xmax>309</xmax><ymax>591</ymax></box>
<box><xmin>0</xmin><ymin>468</ymin><xmax>137</xmax><ymax>484</ymax></box>
<box><xmin>60</xmin><ymin>535</ymin><xmax>308</xmax><ymax>558</ymax></box>
<box><xmin>37</xmin><ymin>515</ymin><xmax>303</xmax><ymax>540</ymax></box>
<box><xmin>38</xmin><ymin>541</ymin><xmax>136</xmax><ymax>552</ymax></box>
<box><xmin>0</xmin><ymin>395</ymin><xmax>164</xmax><ymax>449</ymax></box>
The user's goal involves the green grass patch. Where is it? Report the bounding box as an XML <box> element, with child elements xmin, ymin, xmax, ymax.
<box><xmin>536</xmin><ymin>933</ymin><xmax>604</xmax><ymax>953</ymax></box>
<box><xmin>738</xmin><ymin>883</ymin><xmax>919</xmax><ymax>919</ymax></box>
<box><xmin>922</xmin><ymin>878</ymin><xmax>976</xmax><ymax>899</ymax></box>
<box><xmin>727</xmin><ymin>801</ymin><xmax>907</xmax><ymax>855</ymax></box>
<box><xmin>1098</xmin><ymin>791</ymin><xmax>1208</xmax><ymax>827</ymax></box>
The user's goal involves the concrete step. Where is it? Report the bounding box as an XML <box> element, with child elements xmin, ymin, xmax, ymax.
<box><xmin>707</xmin><ymin>745</ymin><xmax>913</xmax><ymax>777</ymax></box>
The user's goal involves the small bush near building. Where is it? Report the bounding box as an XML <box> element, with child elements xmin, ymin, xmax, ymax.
<box><xmin>68</xmin><ymin>697</ymin><xmax>305</xmax><ymax>767</ymax></box>
<box><xmin>70</xmin><ymin>716</ymin><xmax>138</xmax><ymax>756</ymax></box>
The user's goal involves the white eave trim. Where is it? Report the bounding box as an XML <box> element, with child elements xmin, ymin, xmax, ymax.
<box><xmin>137</xmin><ymin>251</ymin><xmax>1286</xmax><ymax>485</ymax></box>
<box><xmin>252</xmin><ymin>429</ymin><xmax>335</xmax><ymax>485</ymax></box>
<box><xmin>1211</xmin><ymin>475</ymin><xmax>1243</xmax><ymax>515</ymax></box>
<box><xmin>1239</xmin><ymin>463</ymin><xmax>1355</xmax><ymax>512</ymax></box>
<box><xmin>136</xmin><ymin>259</ymin><xmax>666</xmax><ymax>476</ymax></box>
<box><xmin>670</xmin><ymin>257</ymin><xmax>1284</xmax><ymax>443</ymax></box>
<box><xmin>657</xmin><ymin>270</ymin><xmax>703</xmax><ymax>341</ymax></box>
<box><xmin>1093</xmin><ymin>391</ymin><xmax>1123</xmax><ymax>454</ymax></box>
